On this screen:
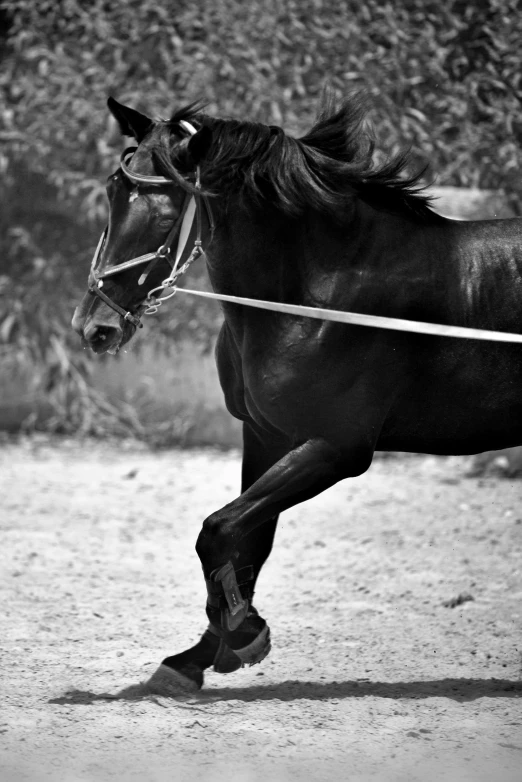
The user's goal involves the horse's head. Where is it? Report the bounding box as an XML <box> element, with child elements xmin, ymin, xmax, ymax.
<box><xmin>72</xmin><ymin>98</ymin><xmax>213</xmax><ymax>354</ymax></box>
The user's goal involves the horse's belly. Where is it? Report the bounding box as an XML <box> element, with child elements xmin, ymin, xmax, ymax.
<box><xmin>379</xmin><ymin>386</ymin><xmax>522</xmax><ymax>455</ymax></box>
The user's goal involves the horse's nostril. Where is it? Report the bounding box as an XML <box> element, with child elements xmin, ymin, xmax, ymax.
<box><xmin>83</xmin><ymin>321</ymin><xmax>122</xmax><ymax>348</ymax></box>
<box><xmin>95</xmin><ymin>326</ymin><xmax>109</xmax><ymax>341</ymax></box>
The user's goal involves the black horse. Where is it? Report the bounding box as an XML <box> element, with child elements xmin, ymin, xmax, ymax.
<box><xmin>72</xmin><ymin>93</ymin><xmax>522</xmax><ymax>695</ymax></box>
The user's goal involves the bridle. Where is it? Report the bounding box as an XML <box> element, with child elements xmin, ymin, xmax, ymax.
<box><xmin>87</xmin><ymin>120</ymin><xmax>215</xmax><ymax>328</ymax></box>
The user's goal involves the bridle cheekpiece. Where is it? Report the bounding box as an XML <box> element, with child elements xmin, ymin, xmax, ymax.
<box><xmin>88</xmin><ymin>120</ymin><xmax>214</xmax><ymax>328</ymax></box>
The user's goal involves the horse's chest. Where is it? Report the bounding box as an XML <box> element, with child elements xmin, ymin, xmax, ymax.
<box><xmin>240</xmin><ymin>341</ymin><xmax>339</xmax><ymax>431</ymax></box>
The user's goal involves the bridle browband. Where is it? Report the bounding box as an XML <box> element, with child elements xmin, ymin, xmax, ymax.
<box><xmin>87</xmin><ymin>119</ymin><xmax>215</xmax><ymax>328</ymax></box>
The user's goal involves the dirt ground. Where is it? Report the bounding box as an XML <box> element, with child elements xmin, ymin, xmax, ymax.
<box><xmin>1</xmin><ymin>437</ymin><xmax>521</xmax><ymax>782</ymax></box>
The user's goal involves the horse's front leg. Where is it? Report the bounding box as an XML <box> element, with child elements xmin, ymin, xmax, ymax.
<box><xmin>196</xmin><ymin>437</ymin><xmax>361</xmax><ymax>664</ymax></box>
<box><xmin>144</xmin><ymin>422</ymin><xmax>287</xmax><ymax>695</ymax></box>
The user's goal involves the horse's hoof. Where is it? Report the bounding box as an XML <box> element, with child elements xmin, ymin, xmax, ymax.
<box><xmin>145</xmin><ymin>663</ymin><xmax>202</xmax><ymax>696</ymax></box>
<box><xmin>232</xmin><ymin>624</ymin><xmax>271</xmax><ymax>666</ymax></box>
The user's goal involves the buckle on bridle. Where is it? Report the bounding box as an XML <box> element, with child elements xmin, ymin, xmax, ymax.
<box><xmin>156</xmin><ymin>244</ymin><xmax>170</xmax><ymax>258</ymax></box>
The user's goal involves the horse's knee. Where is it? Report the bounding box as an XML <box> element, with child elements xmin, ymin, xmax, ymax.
<box><xmin>196</xmin><ymin>512</ymin><xmax>234</xmax><ymax>568</ymax></box>
<box><xmin>195</xmin><ymin>516</ymin><xmax>216</xmax><ymax>559</ymax></box>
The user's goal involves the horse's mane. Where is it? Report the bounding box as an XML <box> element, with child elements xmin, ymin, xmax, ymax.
<box><xmin>152</xmin><ymin>92</ymin><xmax>439</xmax><ymax>223</ymax></box>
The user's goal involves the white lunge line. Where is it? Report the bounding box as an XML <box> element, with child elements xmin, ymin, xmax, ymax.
<box><xmin>174</xmin><ymin>287</ymin><xmax>522</xmax><ymax>344</ymax></box>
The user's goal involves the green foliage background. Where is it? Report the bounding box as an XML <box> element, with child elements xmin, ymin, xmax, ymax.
<box><xmin>1</xmin><ymin>0</ymin><xmax>521</xmax><ymax>436</ymax></box>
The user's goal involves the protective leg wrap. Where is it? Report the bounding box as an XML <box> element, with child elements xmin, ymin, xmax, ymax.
<box><xmin>205</xmin><ymin>562</ymin><xmax>271</xmax><ymax>667</ymax></box>
<box><xmin>205</xmin><ymin>562</ymin><xmax>254</xmax><ymax>632</ymax></box>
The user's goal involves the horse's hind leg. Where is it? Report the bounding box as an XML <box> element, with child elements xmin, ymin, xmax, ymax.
<box><xmin>146</xmin><ymin>423</ymin><xmax>285</xmax><ymax>695</ymax></box>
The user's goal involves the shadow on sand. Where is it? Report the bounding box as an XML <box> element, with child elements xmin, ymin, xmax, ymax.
<box><xmin>48</xmin><ymin>677</ymin><xmax>521</xmax><ymax>706</ymax></box>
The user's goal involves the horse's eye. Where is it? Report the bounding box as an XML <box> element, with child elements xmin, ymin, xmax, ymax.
<box><xmin>158</xmin><ymin>218</ymin><xmax>173</xmax><ymax>230</ymax></box>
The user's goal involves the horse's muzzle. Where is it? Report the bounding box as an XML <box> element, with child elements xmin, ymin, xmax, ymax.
<box><xmin>72</xmin><ymin>305</ymin><xmax>124</xmax><ymax>354</ymax></box>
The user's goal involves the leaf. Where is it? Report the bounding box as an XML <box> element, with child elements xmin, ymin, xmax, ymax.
<box><xmin>0</xmin><ymin>313</ymin><xmax>17</xmax><ymax>342</ymax></box>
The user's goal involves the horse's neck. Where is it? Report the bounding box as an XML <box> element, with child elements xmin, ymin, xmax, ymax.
<box><xmin>203</xmin><ymin>196</ymin><xmax>481</xmax><ymax>323</ymax></box>
<box><xmin>206</xmin><ymin>192</ymin><xmax>522</xmax><ymax>337</ymax></box>
<box><xmin>205</xmin><ymin>201</ymin><xmax>308</xmax><ymax>300</ymax></box>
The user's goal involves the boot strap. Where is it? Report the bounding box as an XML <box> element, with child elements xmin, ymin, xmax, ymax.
<box><xmin>205</xmin><ymin>564</ymin><xmax>254</xmax><ymax>609</ymax></box>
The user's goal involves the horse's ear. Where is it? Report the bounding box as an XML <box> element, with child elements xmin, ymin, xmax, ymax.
<box><xmin>187</xmin><ymin>126</ymin><xmax>213</xmax><ymax>163</ymax></box>
<box><xmin>107</xmin><ymin>97</ymin><xmax>154</xmax><ymax>142</ymax></box>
